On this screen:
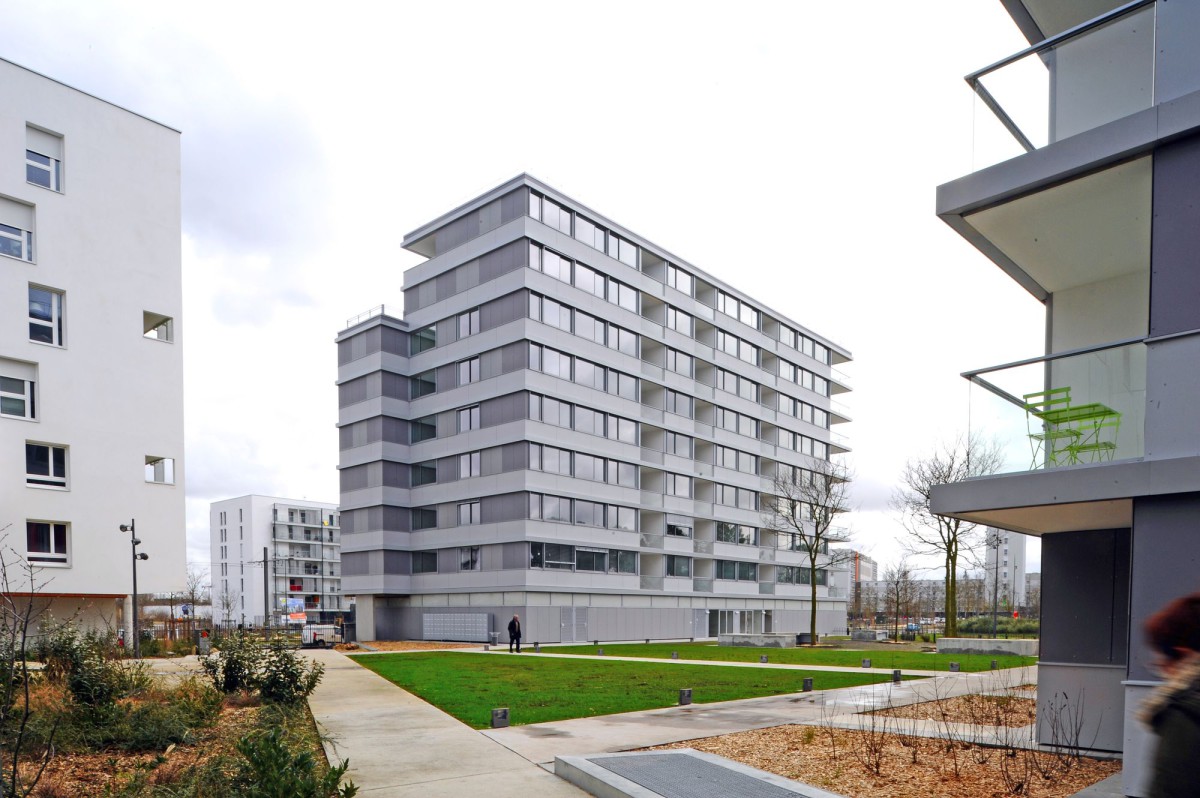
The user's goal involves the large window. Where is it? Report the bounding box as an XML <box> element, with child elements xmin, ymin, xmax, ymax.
<box><xmin>26</xmin><ymin>520</ymin><xmax>67</xmax><ymax>564</ymax></box>
<box><xmin>412</xmin><ymin>551</ymin><xmax>438</xmax><ymax>574</ymax></box>
<box><xmin>143</xmin><ymin>311</ymin><xmax>173</xmax><ymax>342</ymax></box>
<box><xmin>411</xmin><ymin>370</ymin><xmax>436</xmax><ymax>399</ymax></box>
<box><xmin>411</xmin><ymin>324</ymin><xmax>437</xmax><ymax>354</ymax></box>
<box><xmin>457</xmin><ymin>405</ymin><xmax>481</xmax><ymax>432</ymax></box>
<box><xmin>459</xmin><ymin>546</ymin><xmax>481</xmax><ymax>571</ymax></box>
<box><xmin>666</xmin><ymin>555</ymin><xmax>691</xmax><ymax>578</ymax></box>
<box><xmin>459</xmin><ymin>451</ymin><xmax>481</xmax><ymax>478</ymax></box>
<box><xmin>28</xmin><ymin>286</ymin><xmax>64</xmax><ymax>346</ymax></box>
<box><xmin>575</xmin><ymin>548</ymin><xmax>607</xmax><ymax>572</ymax></box>
<box><xmin>411</xmin><ymin>415</ymin><xmax>437</xmax><ymax>443</ymax></box>
<box><xmin>666</xmin><ymin>523</ymin><xmax>692</xmax><ymax>538</ymax></box>
<box><xmin>458</xmin><ymin>502</ymin><xmax>481</xmax><ymax>525</ymax></box>
<box><xmin>458</xmin><ymin>357</ymin><xmax>480</xmax><ymax>385</ymax></box>
<box><xmin>529</xmin><ymin>494</ymin><xmax>636</xmax><ymax>531</ymax></box>
<box><xmin>412</xmin><ymin>460</ymin><xmax>437</xmax><ymax>486</ymax></box>
<box><xmin>411</xmin><ymin>507</ymin><xmax>437</xmax><ymax>530</ymax></box>
<box><xmin>715</xmin><ymin>560</ymin><xmax>759</xmax><ymax>581</ymax></box>
<box><xmin>25</xmin><ymin>442</ymin><xmax>66</xmax><ymax>488</ymax></box>
<box><xmin>717</xmin><ymin>523</ymin><xmax>757</xmax><ymax>545</ymax></box>
<box><xmin>458</xmin><ymin>308</ymin><xmax>480</xmax><ymax>338</ymax></box>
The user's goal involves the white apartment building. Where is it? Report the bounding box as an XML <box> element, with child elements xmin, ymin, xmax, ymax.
<box><xmin>209</xmin><ymin>496</ymin><xmax>341</xmax><ymax>627</ymax></box>
<box><xmin>0</xmin><ymin>58</ymin><xmax>185</xmax><ymax>631</ymax></box>
<box><xmin>983</xmin><ymin>527</ymin><xmax>1026</xmax><ymax>610</ymax></box>
<box><xmin>337</xmin><ymin>175</ymin><xmax>852</xmax><ymax>643</ymax></box>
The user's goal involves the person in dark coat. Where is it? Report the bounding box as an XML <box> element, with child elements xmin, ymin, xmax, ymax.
<box><xmin>507</xmin><ymin>614</ymin><xmax>522</xmax><ymax>653</ymax></box>
<box><xmin>1141</xmin><ymin>593</ymin><xmax>1200</xmax><ymax>798</ymax></box>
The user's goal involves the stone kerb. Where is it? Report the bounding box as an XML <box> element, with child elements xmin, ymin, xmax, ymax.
<box><xmin>936</xmin><ymin>637</ymin><xmax>1038</xmax><ymax>657</ymax></box>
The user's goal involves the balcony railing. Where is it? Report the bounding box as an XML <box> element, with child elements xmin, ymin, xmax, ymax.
<box><xmin>967</xmin><ymin>0</ymin><xmax>1156</xmax><ymax>171</ymax></box>
<box><xmin>965</xmin><ymin>338</ymin><xmax>1145</xmax><ymax>474</ymax></box>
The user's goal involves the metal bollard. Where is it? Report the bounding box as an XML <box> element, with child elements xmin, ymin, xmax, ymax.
<box><xmin>991</xmin><ymin>659</ymin><xmax>998</xmax><ymax>670</ymax></box>
<box><xmin>893</xmin><ymin>669</ymin><xmax>901</xmax><ymax>683</ymax></box>
<box><xmin>950</xmin><ymin>662</ymin><xmax>960</xmax><ymax>672</ymax></box>
<box><xmin>672</xmin><ymin>651</ymin><xmax>679</xmax><ymax>659</ymax></box>
<box><xmin>760</xmin><ymin>655</ymin><xmax>768</xmax><ymax>664</ymax></box>
<box><xmin>597</xmin><ymin>648</ymin><xmax>604</xmax><ymax>656</ymax></box>
<box><xmin>534</xmin><ymin>642</ymin><xmax>540</xmax><ymax>653</ymax></box>
<box><xmin>491</xmin><ymin>708</ymin><xmax>510</xmax><ymax>728</ymax></box>
<box><xmin>802</xmin><ymin>677</ymin><xmax>813</xmax><ymax>692</ymax></box>
<box><xmin>862</xmin><ymin>658</ymin><xmax>872</xmax><ymax>668</ymax></box>
<box><xmin>679</xmin><ymin>688</ymin><xmax>692</xmax><ymax>705</ymax></box>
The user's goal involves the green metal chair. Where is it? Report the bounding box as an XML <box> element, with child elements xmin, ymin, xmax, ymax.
<box><xmin>1023</xmin><ymin>388</ymin><xmax>1079</xmax><ymax>469</ymax></box>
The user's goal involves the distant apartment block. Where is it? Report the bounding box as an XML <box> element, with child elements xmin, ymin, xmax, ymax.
<box><xmin>337</xmin><ymin>175</ymin><xmax>852</xmax><ymax>644</ymax></box>
<box><xmin>983</xmin><ymin>527</ymin><xmax>1026</xmax><ymax>610</ymax></box>
<box><xmin>209</xmin><ymin>496</ymin><xmax>341</xmax><ymax>627</ymax></box>
<box><xmin>0</xmin><ymin>57</ymin><xmax>185</xmax><ymax>629</ymax></box>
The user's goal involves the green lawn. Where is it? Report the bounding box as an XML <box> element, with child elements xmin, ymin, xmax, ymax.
<box><xmin>543</xmin><ymin>642</ymin><xmax>1037</xmax><ymax>672</ymax></box>
<box><xmin>350</xmin><ymin>651</ymin><xmax>904</xmax><ymax>728</ymax></box>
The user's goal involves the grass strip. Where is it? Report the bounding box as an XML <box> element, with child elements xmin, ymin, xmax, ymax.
<box><xmin>350</xmin><ymin>651</ymin><xmax>902</xmax><ymax>728</ymax></box>
<box><xmin>541</xmin><ymin>642</ymin><xmax>1036</xmax><ymax>672</ymax></box>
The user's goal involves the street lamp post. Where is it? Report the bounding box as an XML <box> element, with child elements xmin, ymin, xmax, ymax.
<box><xmin>119</xmin><ymin>520</ymin><xmax>150</xmax><ymax>658</ymax></box>
<box><xmin>988</xmin><ymin>529</ymin><xmax>1001</xmax><ymax>639</ymax></box>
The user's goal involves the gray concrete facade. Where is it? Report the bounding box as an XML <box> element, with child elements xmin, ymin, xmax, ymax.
<box><xmin>337</xmin><ymin>176</ymin><xmax>851</xmax><ymax>645</ymax></box>
<box><xmin>930</xmin><ymin>2</ymin><xmax>1200</xmax><ymax>793</ymax></box>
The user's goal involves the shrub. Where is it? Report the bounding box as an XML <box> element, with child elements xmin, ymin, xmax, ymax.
<box><xmin>259</xmin><ymin>640</ymin><xmax>324</xmax><ymax>706</ymax></box>
<box><xmin>200</xmin><ymin>632</ymin><xmax>264</xmax><ymax>693</ymax></box>
<box><xmin>234</xmin><ymin>726</ymin><xmax>357</xmax><ymax>798</ymax></box>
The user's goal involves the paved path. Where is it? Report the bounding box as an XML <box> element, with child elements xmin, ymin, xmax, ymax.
<box><xmin>482</xmin><ymin>662</ymin><xmax>1039</xmax><ymax>764</ymax></box>
<box><xmin>304</xmin><ymin>648</ymin><xmax>587</xmax><ymax>797</ymax></box>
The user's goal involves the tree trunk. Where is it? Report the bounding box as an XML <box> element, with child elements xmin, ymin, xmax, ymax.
<box><xmin>944</xmin><ymin>550</ymin><xmax>958</xmax><ymax>637</ymax></box>
<box><xmin>809</xmin><ymin>564</ymin><xmax>818</xmax><ymax>646</ymax></box>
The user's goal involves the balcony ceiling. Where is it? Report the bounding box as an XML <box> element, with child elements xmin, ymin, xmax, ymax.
<box><xmin>1002</xmin><ymin>0</ymin><xmax>1130</xmax><ymax>43</ymax></box>
<box><xmin>963</xmin><ymin>156</ymin><xmax>1150</xmax><ymax>296</ymax></box>
<box><xmin>949</xmin><ymin>499</ymin><xmax>1132</xmax><ymax>536</ymax></box>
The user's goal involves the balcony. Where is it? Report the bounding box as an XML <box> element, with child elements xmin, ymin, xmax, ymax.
<box><xmin>966</xmin><ymin>339</ymin><xmax>1145</xmax><ymax>475</ymax></box>
<box><xmin>968</xmin><ymin>1</ymin><xmax>1156</xmax><ymax>171</ymax></box>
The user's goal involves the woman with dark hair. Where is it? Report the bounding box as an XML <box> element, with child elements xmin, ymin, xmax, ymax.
<box><xmin>1142</xmin><ymin>593</ymin><xmax>1200</xmax><ymax>798</ymax></box>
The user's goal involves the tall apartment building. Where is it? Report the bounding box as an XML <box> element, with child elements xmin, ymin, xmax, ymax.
<box><xmin>337</xmin><ymin>175</ymin><xmax>851</xmax><ymax>644</ymax></box>
<box><xmin>0</xmin><ymin>58</ymin><xmax>185</xmax><ymax>630</ymax></box>
<box><xmin>928</xmin><ymin>2</ymin><xmax>1200</xmax><ymax>790</ymax></box>
<box><xmin>209</xmin><ymin>496</ymin><xmax>341</xmax><ymax>627</ymax></box>
<box><xmin>835</xmin><ymin>548</ymin><xmax>876</xmax><ymax>620</ymax></box>
<box><xmin>982</xmin><ymin>527</ymin><xmax>1026</xmax><ymax>611</ymax></box>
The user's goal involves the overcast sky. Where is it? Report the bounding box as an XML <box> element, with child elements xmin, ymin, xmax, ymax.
<box><xmin>4</xmin><ymin>1</ymin><xmax>1048</xmax><ymax>584</ymax></box>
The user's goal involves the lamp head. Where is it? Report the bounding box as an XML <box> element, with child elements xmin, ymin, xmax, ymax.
<box><xmin>136</xmin><ymin>553</ymin><xmax>149</xmax><ymax>561</ymax></box>
<box><xmin>131</xmin><ymin>538</ymin><xmax>141</xmax><ymax>546</ymax></box>
<box><xmin>119</xmin><ymin>524</ymin><xmax>132</xmax><ymax>533</ymax></box>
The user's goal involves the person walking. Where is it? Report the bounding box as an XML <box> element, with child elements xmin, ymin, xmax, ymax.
<box><xmin>1141</xmin><ymin>593</ymin><xmax>1200</xmax><ymax>798</ymax></box>
<box><xmin>507</xmin><ymin>614</ymin><xmax>522</xmax><ymax>653</ymax></box>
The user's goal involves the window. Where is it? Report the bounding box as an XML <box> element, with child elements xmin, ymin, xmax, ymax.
<box><xmin>410</xmin><ymin>370</ymin><xmax>436</xmax><ymax>399</ymax></box>
<box><xmin>457</xmin><ymin>405</ymin><xmax>481</xmax><ymax>432</ymax></box>
<box><xmin>0</xmin><ymin>198</ymin><xmax>34</xmax><ymax>261</ymax></box>
<box><xmin>717</xmin><ymin>523</ymin><xmax>757</xmax><ymax>545</ymax></box>
<box><xmin>574</xmin><ymin>262</ymin><xmax>606</xmax><ymax>297</ymax></box>
<box><xmin>145</xmin><ymin>456</ymin><xmax>176</xmax><ymax>485</ymax></box>
<box><xmin>459</xmin><ymin>451</ymin><xmax>481</xmax><ymax>478</ymax></box>
<box><xmin>666</xmin><ymin>432</ymin><xmax>692</xmax><ymax>458</ymax></box>
<box><xmin>540</xmin><ymin>248</ymin><xmax>572</xmax><ymax>282</ymax></box>
<box><xmin>458</xmin><ymin>357</ymin><xmax>480</xmax><ymax>385</ymax></box>
<box><xmin>411</xmin><ymin>415</ymin><xmax>437</xmax><ymax>443</ymax></box>
<box><xmin>0</xmin><ymin>364</ymin><xmax>36</xmax><ymax>417</ymax></box>
<box><xmin>412</xmin><ymin>551</ymin><xmax>438</xmax><ymax>574</ymax></box>
<box><xmin>25</xmin><ymin>442</ymin><xmax>66</xmax><ymax>488</ymax></box>
<box><xmin>458</xmin><ymin>308</ymin><xmax>480</xmax><ymax>338</ymax></box>
<box><xmin>411</xmin><ymin>324</ymin><xmax>436</xmax><ymax>354</ymax></box>
<box><xmin>28</xmin><ymin>286</ymin><xmax>64</xmax><ymax>346</ymax></box>
<box><xmin>26</xmin><ymin>520</ymin><xmax>67</xmax><ymax>564</ymax></box>
<box><xmin>411</xmin><ymin>460</ymin><xmax>437</xmax><ymax>486</ymax></box>
<box><xmin>667</xmin><ymin>523</ymin><xmax>692</xmax><ymax>538</ymax></box>
<box><xmin>666</xmin><ymin>265</ymin><xmax>693</xmax><ymax>295</ymax></box>
<box><xmin>666</xmin><ymin>555</ymin><xmax>691</xmax><ymax>578</ymax></box>
<box><xmin>576</xmin><ymin>548</ymin><xmax>607</xmax><ymax>572</ymax></box>
<box><xmin>608</xmin><ymin>505</ymin><xmax>637</xmax><ymax>532</ymax></box>
<box><xmin>666</xmin><ymin>306</ymin><xmax>693</xmax><ymax>336</ymax></box>
<box><xmin>142</xmin><ymin>311</ymin><xmax>173</xmax><ymax>342</ymax></box>
<box><xmin>665</xmin><ymin>474</ymin><xmax>692</xmax><ymax>498</ymax></box>
<box><xmin>574</xmin><ymin>214</ymin><xmax>606</xmax><ymax>251</ymax></box>
<box><xmin>544</xmin><ymin>543</ymin><xmax>575</xmax><ymax>570</ymax></box>
<box><xmin>456</xmin><ymin>544</ymin><xmax>480</xmax><ymax>568</ymax></box>
<box><xmin>666</xmin><ymin>349</ymin><xmax>692</xmax><ymax>377</ymax></box>
<box><xmin>458</xmin><ymin>502</ymin><xmax>481</xmax><ymax>525</ymax></box>
<box><xmin>411</xmin><ymin>507</ymin><xmax>437</xmax><ymax>530</ymax></box>
<box><xmin>608</xmin><ymin>549</ymin><xmax>637</xmax><ymax>574</ymax></box>
<box><xmin>26</xmin><ymin>127</ymin><xmax>62</xmax><ymax>191</ymax></box>
<box><xmin>665</xmin><ymin>390</ymin><xmax>693</xmax><ymax>418</ymax></box>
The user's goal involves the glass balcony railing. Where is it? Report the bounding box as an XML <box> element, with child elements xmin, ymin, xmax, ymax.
<box><xmin>968</xmin><ymin>0</ymin><xmax>1155</xmax><ymax>171</ymax></box>
<box><xmin>965</xmin><ymin>339</ymin><xmax>1145</xmax><ymax>475</ymax></box>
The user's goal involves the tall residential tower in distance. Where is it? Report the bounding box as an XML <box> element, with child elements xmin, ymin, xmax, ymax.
<box><xmin>337</xmin><ymin>175</ymin><xmax>851</xmax><ymax>644</ymax></box>
<box><xmin>0</xmin><ymin>58</ymin><xmax>185</xmax><ymax>629</ymax></box>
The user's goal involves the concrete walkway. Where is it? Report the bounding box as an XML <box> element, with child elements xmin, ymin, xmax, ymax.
<box><xmin>304</xmin><ymin>648</ymin><xmax>587</xmax><ymax>797</ymax></box>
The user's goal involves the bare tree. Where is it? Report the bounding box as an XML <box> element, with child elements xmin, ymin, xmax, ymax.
<box><xmin>216</xmin><ymin>586</ymin><xmax>237</xmax><ymax>630</ymax></box>
<box><xmin>882</xmin><ymin>560</ymin><xmax>916</xmax><ymax>640</ymax></box>
<box><xmin>183</xmin><ymin>565</ymin><xmax>210</xmax><ymax>638</ymax></box>
<box><xmin>762</xmin><ymin>458</ymin><xmax>853</xmax><ymax>644</ymax></box>
<box><xmin>892</xmin><ymin>435</ymin><xmax>1003</xmax><ymax>637</ymax></box>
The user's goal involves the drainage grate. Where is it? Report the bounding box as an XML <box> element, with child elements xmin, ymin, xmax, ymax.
<box><xmin>593</xmin><ymin>752</ymin><xmax>804</xmax><ymax>798</ymax></box>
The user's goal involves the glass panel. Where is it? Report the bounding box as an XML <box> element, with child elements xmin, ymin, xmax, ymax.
<box><xmin>967</xmin><ymin>341</ymin><xmax>1146</xmax><ymax>474</ymax></box>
